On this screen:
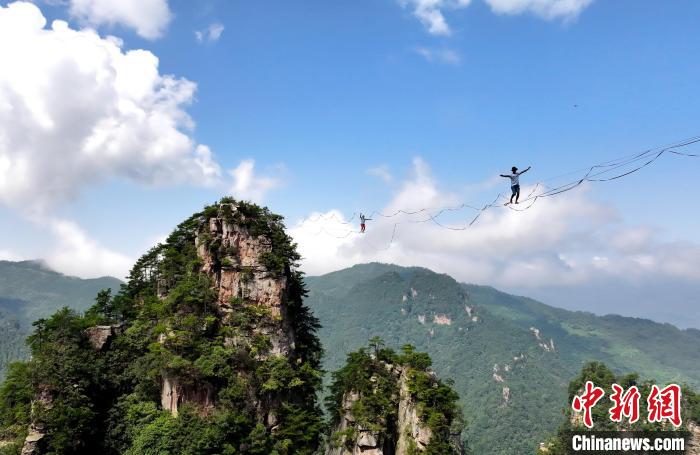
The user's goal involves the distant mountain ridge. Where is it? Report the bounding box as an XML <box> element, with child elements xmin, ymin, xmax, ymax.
<box><xmin>0</xmin><ymin>259</ymin><xmax>696</xmax><ymax>453</ymax></box>
<box><xmin>0</xmin><ymin>260</ymin><xmax>122</xmax><ymax>379</ymax></box>
<box><xmin>0</xmin><ymin>260</ymin><xmax>122</xmax><ymax>324</ymax></box>
<box><xmin>305</xmin><ymin>263</ymin><xmax>700</xmax><ymax>454</ymax></box>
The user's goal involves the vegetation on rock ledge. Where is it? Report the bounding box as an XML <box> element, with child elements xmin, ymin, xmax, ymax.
<box><xmin>326</xmin><ymin>338</ymin><xmax>466</xmax><ymax>454</ymax></box>
<box><xmin>0</xmin><ymin>199</ymin><xmax>323</xmax><ymax>455</ymax></box>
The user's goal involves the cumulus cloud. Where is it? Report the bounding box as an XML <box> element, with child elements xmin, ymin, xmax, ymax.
<box><xmin>414</xmin><ymin>46</ymin><xmax>461</xmax><ymax>64</ymax></box>
<box><xmin>398</xmin><ymin>0</ymin><xmax>471</xmax><ymax>36</ymax></box>
<box><xmin>195</xmin><ymin>23</ymin><xmax>225</xmax><ymax>43</ymax></box>
<box><xmin>68</xmin><ymin>0</ymin><xmax>172</xmax><ymax>39</ymax></box>
<box><xmin>484</xmin><ymin>0</ymin><xmax>593</xmax><ymax>20</ymax></box>
<box><xmin>0</xmin><ymin>2</ymin><xmax>281</xmax><ymax>278</ymax></box>
<box><xmin>229</xmin><ymin>160</ymin><xmax>281</xmax><ymax>204</ymax></box>
<box><xmin>290</xmin><ymin>157</ymin><xmax>700</xmax><ymax>289</ymax></box>
<box><xmin>0</xmin><ymin>2</ymin><xmax>225</xmax><ymax>214</ymax></box>
<box><xmin>45</xmin><ymin>217</ymin><xmax>133</xmax><ymax>278</ymax></box>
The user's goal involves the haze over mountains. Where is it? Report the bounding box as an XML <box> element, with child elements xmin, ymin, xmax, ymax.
<box><xmin>0</xmin><ymin>259</ymin><xmax>697</xmax><ymax>453</ymax></box>
<box><xmin>509</xmin><ymin>276</ymin><xmax>700</xmax><ymax>330</ymax></box>
<box><xmin>0</xmin><ymin>260</ymin><xmax>121</xmax><ymax>378</ymax></box>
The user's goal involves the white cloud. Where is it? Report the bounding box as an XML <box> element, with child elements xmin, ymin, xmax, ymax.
<box><xmin>0</xmin><ymin>3</ymin><xmax>282</xmax><ymax>279</ymax></box>
<box><xmin>68</xmin><ymin>0</ymin><xmax>172</xmax><ymax>39</ymax></box>
<box><xmin>0</xmin><ymin>2</ymin><xmax>222</xmax><ymax>215</ymax></box>
<box><xmin>367</xmin><ymin>165</ymin><xmax>394</xmax><ymax>184</ymax></box>
<box><xmin>229</xmin><ymin>160</ymin><xmax>281</xmax><ymax>203</ymax></box>
<box><xmin>0</xmin><ymin>249</ymin><xmax>25</xmax><ymax>261</ymax></box>
<box><xmin>398</xmin><ymin>0</ymin><xmax>471</xmax><ymax>36</ymax></box>
<box><xmin>45</xmin><ymin>218</ymin><xmax>132</xmax><ymax>278</ymax></box>
<box><xmin>398</xmin><ymin>0</ymin><xmax>593</xmax><ymax>34</ymax></box>
<box><xmin>484</xmin><ymin>0</ymin><xmax>593</xmax><ymax>20</ymax></box>
<box><xmin>195</xmin><ymin>23</ymin><xmax>225</xmax><ymax>43</ymax></box>
<box><xmin>414</xmin><ymin>46</ymin><xmax>461</xmax><ymax>64</ymax></box>
<box><xmin>290</xmin><ymin>157</ymin><xmax>700</xmax><ymax>288</ymax></box>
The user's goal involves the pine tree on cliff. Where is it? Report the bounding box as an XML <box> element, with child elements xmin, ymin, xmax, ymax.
<box><xmin>0</xmin><ymin>198</ymin><xmax>324</xmax><ymax>455</ymax></box>
<box><xmin>325</xmin><ymin>341</ymin><xmax>467</xmax><ymax>455</ymax></box>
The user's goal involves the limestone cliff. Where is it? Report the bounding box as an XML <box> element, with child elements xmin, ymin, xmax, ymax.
<box><xmin>394</xmin><ymin>368</ymin><xmax>436</xmax><ymax>454</ymax></box>
<box><xmin>196</xmin><ymin>206</ymin><xmax>296</xmax><ymax>357</ymax></box>
<box><xmin>2</xmin><ymin>200</ymin><xmax>466</xmax><ymax>455</ymax></box>
<box><xmin>19</xmin><ymin>387</ymin><xmax>51</xmax><ymax>455</ymax></box>
<box><xmin>688</xmin><ymin>421</ymin><xmax>700</xmax><ymax>455</ymax></box>
<box><xmin>2</xmin><ymin>199</ymin><xmax>325</xmax><ymax>455</ymax></box>
<box><xmin>158</xmin><ymin>203</ymin><xmax>301</xmax><ymax>417</ymax></box>
<box><xmin>325</xmin><ymin>344</ymin><xmax>465</xmax><ymax>455</ymax></box>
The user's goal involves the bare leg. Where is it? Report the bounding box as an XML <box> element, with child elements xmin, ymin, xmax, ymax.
<box><xmin>515</xmin><ymin>187</ymin><xmax>521</xmax><ymax>204</ymax></box>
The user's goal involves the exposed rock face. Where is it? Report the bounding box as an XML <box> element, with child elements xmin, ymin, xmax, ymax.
<box><xmin>84</xmin><ymin>324</ymin><xmax>122</xmax><ymax>350</ymax></box>
<box><xmin>688</xmin><ymin>421</ymin><xmax>700</xmax><ymax>455</ymax></box>
<box><xmin>326</xmin><ymin>390</ymin><xmax>392</xmax><ymax>455</ymax></box>
<box><xmin>21</xmin><ymin>388</ymin><xmax>52</xmax><ymax>455</ymax></box>
<box><xmin>327</xmin><ymin>365</ymin><xmax>461</xmax><ymax>455</ymax></box>
<box><xmin>396</xmin><ymin>368</ymin><xmax>432</xmax><ymax>454</ymax></box>
<box><xmin>160</xmin><ymin>376</ymin><xmax>214</xmax><ymax>417</ymax></box>
<box><xmin>158</xmin><ymin>204</ymin><xmax>299</xmax><ymax>418</ymax></box>
<box><xmin>502</xmin><ymin>386</ymin><xmax>510</xmax><ymax>406</ymax></box>
<box><xmin>20</xmin><ymin>430</ymin><xmax>44</xmax><ymax>455</ymax></box>
<box><xmin>530</xmin><ymin>326</ymin><xmax>556</xmax><ymax>352</ymax></box>
<box><xmin>3</xmin><ymin>200</ymin><xmax>324</xmax><ymax>454</ymax></box>
<box><xmin>195</xmin><ymin>208</ymin><xmax>296</xmax><ymax>357</ymax></box>
<box><xmin>433</xmin><ymin>314</ymin><xmax>452</xmax><ymax>325</ymax></box>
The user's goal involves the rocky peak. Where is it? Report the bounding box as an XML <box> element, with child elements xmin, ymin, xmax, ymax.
<box><xmin>0</xmin><ymin>199</ymin><xmax>325</xmax><ymax>454</ymax></box>
<box><xmin>194</xmin><ymin>204</ymin><xmax>296</xmax><ymax>357</ymax></box>
<box><xmin>326</xmin><ymin>344</ymin><xmax>465</xmax><ymax>454</ymax></box>
<box><xmin>156</xmin><ymin>202</ymin><xmax>308</xmax><ymax>418</ymax></box>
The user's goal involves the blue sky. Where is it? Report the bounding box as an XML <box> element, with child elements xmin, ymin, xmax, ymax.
<box><xmin>0</xmin><ymin>0</ymin><xmax>699</xmax><ymax>327</ymax></box>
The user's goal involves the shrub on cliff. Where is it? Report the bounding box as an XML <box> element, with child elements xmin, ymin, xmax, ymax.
<box><xmin>0</xmin><ymin>199</ymin><xmax>324</xmax><ymax>455</ymax></box>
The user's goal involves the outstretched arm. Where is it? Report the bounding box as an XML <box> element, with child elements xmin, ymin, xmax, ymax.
<box><xmin>500</xmin><ymin>174</ymin><xmax>508</xmax><ymax>178</ymax></box>
<box><xmin>519</xmin><ymin>166</ymin><xmax>531</xmax><ymax>175</ymax></box>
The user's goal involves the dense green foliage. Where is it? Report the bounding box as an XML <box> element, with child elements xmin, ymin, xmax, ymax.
<box><xmin>326</xmin><ymin>340</ymin><xmax>464</xmax><ymax>454</ymax></box>
<box><xmin>0</xmin><ymin>248</ymin><xmax>696</xmax><ymax>453</ymax></box>
<box><xmin>0</xmin><ymin>199</ymin><xmax>323</xmax><ymax>454</ymax></box>
<box><xmin>0</xmin><ymin>261</ymin><xmax>121</xmax><ymax>380</ymax></box>
<box><xmin>538</xmin><ymin>361</ymin><xmax>700</xmax><ymax>454</ymax></box>
<box><xmin>305</xmin><ymin>263</ymin><xmax>700</xmax><ymax>454</ymax></box>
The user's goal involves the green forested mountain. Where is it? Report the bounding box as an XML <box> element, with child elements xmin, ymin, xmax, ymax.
<box><xmin>0</xmin><ymin>202</ymin><xmax>326</xmax><ymax>454</ymax></box>
<box><xmin>305</xmin><ymin>263</ymin><xmax>700</xmax><ymax>455</ymax></box>
<box><xmin>0</xmin><ymin>258</ymin><xmax>697</xmax><ymax>454</ymax></box>
<box><xmin>0</xmin><ymin>261</ymin><xmax>122</xmax><ymax>378</ymax></box>
<box><xmin>0</xmin><ymin>202</ymin><xmax>464</xmax><ymax>455</ymax></box>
